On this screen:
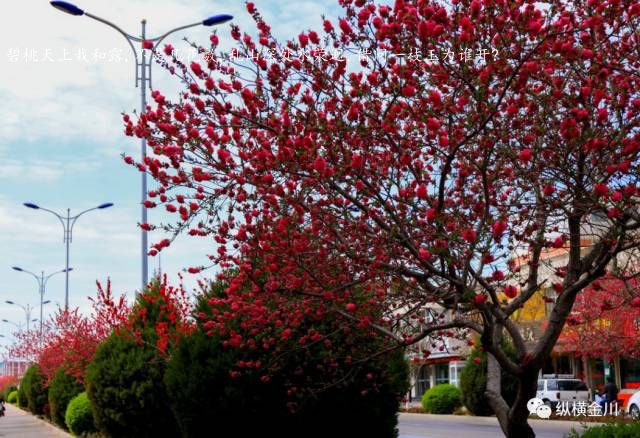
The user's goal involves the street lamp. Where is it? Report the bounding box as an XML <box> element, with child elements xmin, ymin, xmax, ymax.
<box><xmin>4</xmin><ymin>301</ymin><xmax>43</xmax><ymax>332</ymax></box>
<box><xmin>22</xmin><ymin>202</ymin><xmax>112</xmax><ymax>309</ymax></box>
<box><xmin>2</xmin><ymin>319</ymin><xmax>23</xmax><ymax>332</ymax></box>
<box><xmin>49</xmin><ymin>1</ymin><xmax>233</xmax><ymax>292</ymax></box>
<box><xmin>12</xmin><ymin>267</ymin><xmax>69</xmax><ymax>336</ymax></box>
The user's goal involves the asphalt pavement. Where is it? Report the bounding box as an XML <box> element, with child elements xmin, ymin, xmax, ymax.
<box><xmin>399</xmin><ymin>413</ymin><xmax>595</xmax><ymax>438</ymax></box>
<box><xmin>0</xmin><ymin>404</ymin><xmax>598</xmax><ymax>437</ymax></box>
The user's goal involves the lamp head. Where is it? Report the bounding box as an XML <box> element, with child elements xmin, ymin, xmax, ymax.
<box><xmin>11</xmin><ymin>267</ymin><xmax>23</xmax><ymax>272</ymax></box>
<box><xmin>23</xmin><ymin>202</ymin><xmax>40</xmax><ymax>209</ymax></box>
<box><xmin>50</xmin><ymin>1</ymin><xmax>84</xmax><ymax>16</ymax></box>
<box><xmin>5</xmin><ymin>301</ymin><xmax>14</xmax><ymax>305</ymax></box>
<box><xmin>203</xmin><ymin>14</ymin><xmax>233</xmax><ymax>26</ymax></box>
<box><xmin>98</xmin><ymin>202</ymin><xmax>114</xmax><ymax>209</ymax></box>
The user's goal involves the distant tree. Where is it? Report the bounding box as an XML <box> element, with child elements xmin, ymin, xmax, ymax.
<box><xmin>558</xmin><ymin>276</ymin><xmax>640</xmax><ymax>359</ymax></box>
<box><xmin>460</xmin><ymin>340</ymin><xmax>519</xmax><ymax>416</ymax></box>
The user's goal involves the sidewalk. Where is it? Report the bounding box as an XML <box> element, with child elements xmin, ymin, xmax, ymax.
<box><xmin>0</xmin><ymin>403</ymin><xmax>70</xmax><ymax>437</ymax></box>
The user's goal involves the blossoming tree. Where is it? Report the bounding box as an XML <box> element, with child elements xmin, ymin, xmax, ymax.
<box><xmin>124</xmin><ymin>0</ymin><xmax>640</xmax><ymax>436</ymax></box>
<box><xmin>559</xmin><ymin>276</ymin><xmax>640</xmax><ymax>360</ymax></box>
<box><xmin>7</xmin><ymin>280</ymin><xmax>129</xmax><ymax>384</ymax></box>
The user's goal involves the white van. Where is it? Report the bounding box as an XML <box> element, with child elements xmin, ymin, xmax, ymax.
<box><xmin>536</xmin><ymin>376</ymin><xmax>590</xmax><ymax>408</ymax></box>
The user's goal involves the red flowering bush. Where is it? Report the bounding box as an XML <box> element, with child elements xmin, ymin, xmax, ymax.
<box><xmin>124</xmin><ymin>275</ymin><xmax>194</xmax><ymax>354</ymax></box>
<box><xmin>86</xmin><ymin>277</ymin><xmax>192</xmax><ymax>438</ymax></box>
<box><xmin>8</xmin><ymin>280</ymin><xmax>129</xmax><ymax>384</ymax></box>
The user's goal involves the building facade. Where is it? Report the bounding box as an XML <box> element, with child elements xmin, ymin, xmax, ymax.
<box><xmin>0</xmin><ymin>358</ymin><xmax>29</xmax><ymax>378</ymax></box>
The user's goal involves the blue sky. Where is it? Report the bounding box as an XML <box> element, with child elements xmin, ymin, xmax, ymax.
<box><xmin>0</xmin><ymin>0</ymin><xmax>342</xmax><ymax>350</ymax></box>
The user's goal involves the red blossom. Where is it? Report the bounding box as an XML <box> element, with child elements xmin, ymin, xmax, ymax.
<box><xmin>552</xmin><ymin>236</ymin><xmax>565</xmax><ymax>248</ymax></box>
<box><xmin>519</xmin><ymin>149</ymin><xmax>533</xmax><ymax>162</ymax></box>
<box><xmin>474</xmin><ymin>294</ymin><xmax>487</xmax><ymax>305</ymax></box>
<box><xmin>593</xmin><ymin>183</ymin><xmax>609</xmax><ymax>197</ymax></box>
<box><xmin>416</xmin><ymin>184</ymin><xmax>428</xmax><ymax>199</ymax></box>
<box><xmin>492</xmin><ymin>220</ymin><xmax>507</xmax><ymax>240</ymax></box>
<box><xmin>543</xmin><ymin>185</ymin><xmax>555</xmax><ymax>196</ymax></box>
<box><xmin>418</xmin><ymin>248</ymin><xmax>432</xmax><ymax>261</ymax></box>
<box><xmin>345</xmin><ymin>303</ymin><xmax>357</xmax><ymax>312</ymax></box>
<box><xmin>504</xmin><ymin>285</ymin><xmax>518</xmax><ymax>299</ymax></box>
<box><xmin>339</xmin><ymin>19</ymin><xmax>352</xmax><ymax>34</ymax></box>
<box><xmin>191</xmin><ymin>62</ymin><xmax>203</xmax><ymax>76</ymax></box>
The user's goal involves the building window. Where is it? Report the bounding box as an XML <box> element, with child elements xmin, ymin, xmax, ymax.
<box><xmin>449</xmin><ymin>361</ymin><xmax>464</xmax><ymax>387</ymax></box>
<box><xmin>435</xmin><ymin>363</ymin><xmax>449</xmax><ymax>385</ymax></box>
<box><xmin>415</xmin><ymin>365</ymin><xmax>430</xmax><ymax>399</ymax></box>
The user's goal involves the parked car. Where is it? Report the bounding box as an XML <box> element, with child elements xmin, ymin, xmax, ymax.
<box><xmin>626</xmin><ymin>390</ymin><xmax>640</xmax><ymax>419</ymax></box>
<box><xmin>536</xmin><ymin>376</ymin><xmax>590</xmax><ymax>408</ymax></box>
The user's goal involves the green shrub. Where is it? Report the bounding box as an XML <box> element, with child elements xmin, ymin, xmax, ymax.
<box><xmin>3</xmin><ymin>385</ymin><xmax>17</xmax><ymax>401</ymax></box>
<box><xmin>570</xmin><ymin>422</ymin><xmax>640</xmax><ymax>438</ymax></box>
<box><xmin>7</xmin><ymin>390</ymin><xmax>18</xmax><ymax>404</ymax></box>
<box><xmin>166</xmin><ymin>329</ymin><xmax>409</xmax><ymax>438</ymax></box>
<box><xmin>87</xmin><ymin>333</ymin><xmax>178</xmax><ymax>438</ymax></box>
<box><xmin>164</xmin><ymin>330</ymin><xmax>238</xmax><ymax>437</ymax></box>
<box><xmin>166</xmin><ymin>281</ymin><xmax>410</xmax><ymax>438</ymax></box>
<box><xmin>86</xmin><ymin>281</ymin><xmax>182</xmax><ymax>438</ymax></box>
<box><xmin>421</xmin><ymin>384</ymin><xmax>462</xmax><ymax>414</ymax></box>
<box><xmin>48</xmin><ymin>368</ymin><xmax>83</xmax><ymax>429</ymax></box>
<box><xmin>21</xmin><ymin>364</ymin><xmax>48</xmax><ymax>415</ymax></box>
<box><xmin>65</xmin><ymin>392</ymin><xmax>96</xmax><ymax>436</ymax></box>
<box><xmin>460</xmin><ymin>340</ymin><xmax>519</xmax><ymax>416</ymax></box>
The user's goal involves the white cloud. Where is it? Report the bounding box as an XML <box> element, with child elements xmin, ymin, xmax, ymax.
<box><xmin>0</xmin><ymin>0</ymin><xmax>340</xmax><ymax>148</ymax></box>
<box><xmin>0</xmin><ymin>158</ymin><xmax>100</xmax><ymax>183</ymax></box>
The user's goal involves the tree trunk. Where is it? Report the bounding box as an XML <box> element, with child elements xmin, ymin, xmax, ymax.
<box><xmin>503</xmin><ymin>394</ymin><xmax>536</xmax><ymax>438</ymax></box>
<box><xmin>486</xmin><ymin>354</ymin><xmax>539</xmax><ymax>438</ymax></box>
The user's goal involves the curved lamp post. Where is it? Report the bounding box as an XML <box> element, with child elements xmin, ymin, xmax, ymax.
<box><xmin>12</xmin><ymin>267</ymin><xmax>69</xmax><ymax>336</ymax></box>
<box><xmin>4</xmin><ymin>301</ymin><xmax>44</xmax><ymax>332</ymax></box>
<box><xmin>50</xmin><ymin>1</ymin><xmax>233</xmax><ymax>292</ymax></box>
<box><xmin>1</xmin><ymin>319</ymin><xmax>23</xmax><ymax>332</ymax></box>
<box><xmin>23</xmin><ymin>202</ymin><xmax>112</xmax><ymax>309</ymax></box>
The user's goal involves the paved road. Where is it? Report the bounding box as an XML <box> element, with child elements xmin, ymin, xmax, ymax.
<box><xmin>399</xmin><ymin>413</ymin><xmax>594</xmax><ymax>438</ymax></box>
<box><xmin>0</xmin><ymin>404</ymin><xmax>70</xmax><ymax>438</ymax></box>
<box><xmin>0</xmin><ymin>405</ymin><xmax>597</xmax><ymax>437</ymax></box>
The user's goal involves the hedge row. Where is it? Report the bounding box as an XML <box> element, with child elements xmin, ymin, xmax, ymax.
<box><xmin>82</xmin><ymin>283</ymin><xmax>409</xmax><ymax>438</ymax></box>
<box><xmin>12</xmin><ymin>281</ymin><xmax>411</xmax><ymax>438</ymax></box>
